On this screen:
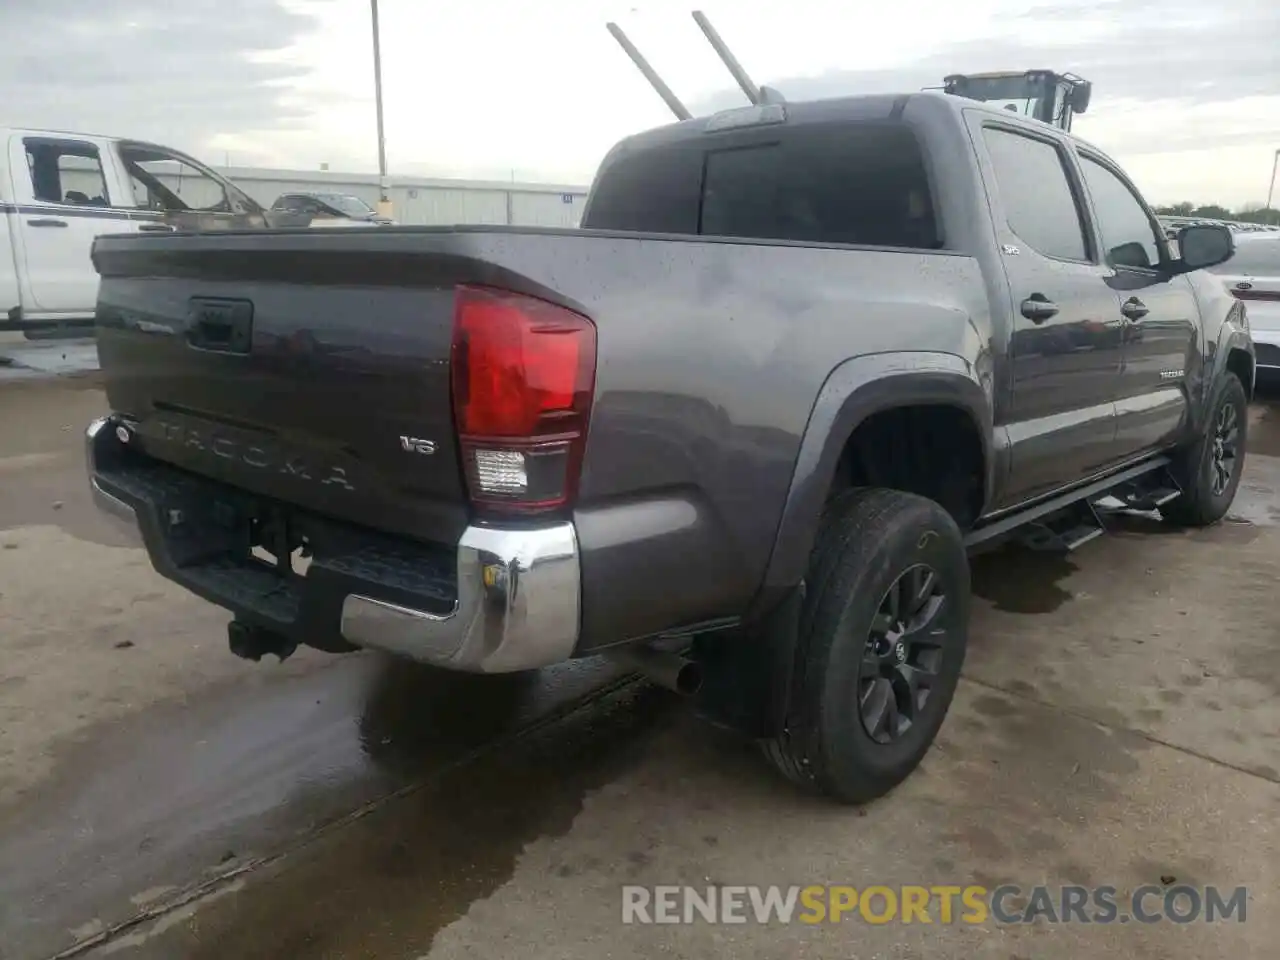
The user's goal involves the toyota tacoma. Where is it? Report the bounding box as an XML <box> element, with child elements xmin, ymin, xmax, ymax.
<box><xmin>84</xmin><ymin>92</ymin><xmax>1253</xmax><ymax>803</ymax></box>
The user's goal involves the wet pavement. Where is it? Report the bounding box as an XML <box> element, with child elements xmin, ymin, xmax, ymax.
<box><xmin>1</xmin><ymin>375</ymin><xmax>1278</xmax><ymax>959</ymax></box>
<box><xmin>0</xmin><ymin>335</ymin><xmax>99</xmax><ymax>383</ymax></box>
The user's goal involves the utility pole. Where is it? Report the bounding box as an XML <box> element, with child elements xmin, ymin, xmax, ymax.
<box><xmin>371</xmin><ymin>0</ymin><xmax>391</xmax><ymax>216</ymax></box>
<box><xmin>1267</xmin><ymin>148</ymin><xmax>1280</xmax><ymax>214</ymax></box>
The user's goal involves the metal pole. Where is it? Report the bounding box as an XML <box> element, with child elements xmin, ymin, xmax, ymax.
<box><xmin>1267</xmin><ymin>148</ymin><xmax>1280</xmax><ymax>212</ymax></box>
<box><xmin>371</xmin><ymin>0</ymin><xmax>390</xmax><ymax>206</ymax></box>
<box><xmin>606</xmin><ymin>22</ymin><xmax>692</xmax><ymax>121</ymax></box>
<box><xmin>691</xmin><ymin>11</ymin><xmax>761</xmax><ymax>105</ymax></box>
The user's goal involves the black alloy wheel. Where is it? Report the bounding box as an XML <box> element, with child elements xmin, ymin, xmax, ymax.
<box><xmin>1209</xmin><ymin>400</ymin><xmax>1240</xmax><ymax>496</ymax></box>
<box><xmin>859</xmin><ymin>563</ymin><xmax>947</xmax><ymax>744</ymax></box>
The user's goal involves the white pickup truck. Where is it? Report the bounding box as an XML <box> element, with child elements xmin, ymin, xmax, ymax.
<box><xmin>1</xmin><ymin>126</ymin><xmax>272</xmax><ymax>333</ymax></box>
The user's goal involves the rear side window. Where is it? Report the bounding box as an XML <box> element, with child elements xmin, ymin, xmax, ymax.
<box><xmin>583</xmin><ymin>121</ymin><xmax>941</xmax><ymax>249</ymax></box>
<box><xmin>982</xmin><ymin>127</ymin><xmax>1088</xmax><ymax>262</ymax></box>
<box><xmin>1207</xmin><ymin>239</ymin><xmax>1280</xmax><ymax>276</ymax></box>
<box><xmin>24</xmin><ymin>138</ymin><xmax>111</xmax><ymax>206</ymax></box>
<box><xmin>582</xmin><ymin>144</ymin><xmax>703</xmax><ymax>235</ymax></box>
<box><xmin>699</xmin><ymin>124</ymin><xmax>940</xmax><ymax>249</ymax></box>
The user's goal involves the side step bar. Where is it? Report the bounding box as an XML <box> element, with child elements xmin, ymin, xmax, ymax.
<box><xmin>965</xmin><ymin>456</ymin><xmax>1178</xmax><ymax>551</ymax></box>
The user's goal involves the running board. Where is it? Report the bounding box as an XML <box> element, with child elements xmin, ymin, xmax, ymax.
<box><xmin>965</xmin><ymin>456</ymin><xmax>1173</xmax><ymax>550</ymax></box>
<box><xmin>1018</xmin><ymin>500</ymin><xmax>1105</xmax><ymax>552</ymax></box>
<box><xmin>1092</xmin><ymin>464</ymin><xmax>1182</xmax><ymax>514</ymax></box>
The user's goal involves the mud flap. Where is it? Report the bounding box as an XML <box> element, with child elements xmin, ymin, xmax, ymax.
<box><xmin>690</xmin><ymin>584</ymin><xmax>805</xmax><ymax>739</ymax></box>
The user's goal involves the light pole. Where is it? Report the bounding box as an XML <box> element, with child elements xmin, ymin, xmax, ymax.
<box><xmin>1267</xmin><ymin>148</ymin><xmax>1280</xmax><ymax>213</ymax></box>
<box><xmin>371</xmin><ymin>0</ymin><xmax>391</xmax><ymax>215</ymax></box>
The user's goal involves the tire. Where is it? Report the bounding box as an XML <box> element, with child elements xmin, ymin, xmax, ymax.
<box><xmin>763</xmin><ymin>488</ymin><xmax>970</xmax><ymax>804</ymax></box>
<box><xmin>1161</xmin><ymin>372</ymin><xmax>1247</xmax><ymax>527</ymax></box>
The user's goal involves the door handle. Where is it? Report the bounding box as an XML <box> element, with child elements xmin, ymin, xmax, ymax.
<box><xmin>1020</xmin><ymin>294</ymin><xmax>1059</xmax><ymax>323</ymax></box>
<box><xmin>27</xmin><ymin>218</ymin><xmax>67</xmax><ymax>228</ymax></box>
<box><xmin>137</xmin><ymin>222</ymin><xmax>176</xmax><ymax>233</ymax></box>
<box><xmin>1121</xmin><ymin>297</ymin><xmax>1149</xmax><ymax>321</ymax></box>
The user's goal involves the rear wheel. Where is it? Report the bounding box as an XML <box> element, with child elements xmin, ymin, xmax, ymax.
<box><xmin>763</xmin><ymin>488</ymin><xmax>969</xmax><ymax>804</ymax></box>
<box><xmin>1161</xmin><ymin>373</ymin><xmax>1247</xmax><ymax>527</ymax></box>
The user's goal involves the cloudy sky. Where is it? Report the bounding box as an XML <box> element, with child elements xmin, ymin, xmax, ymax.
<box><xmin>4</xmin><ymin>0</ymin><xmax>1278</xmax><ymax>207</ymax></box>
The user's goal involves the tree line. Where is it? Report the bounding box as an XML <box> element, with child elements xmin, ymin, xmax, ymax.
<box><xmin>1153</xmin><ymin>203</ymin><xmax>1280</xmax><ymax>226</ymax></box>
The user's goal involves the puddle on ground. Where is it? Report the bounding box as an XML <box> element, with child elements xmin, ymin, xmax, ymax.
<box><xmin>971</xmin><ymin>545</ymin><xmax>1078</xmax><ymax>614</ymax></box>
<box><xmin>0</xmin><ymin>653</ymin><xmax>632</xmax><ymax>959</ymax></box>
<box><xmin>93</xmin><ymin>682</ymin><xmax>677</xmax><ymax>960</ymax></box>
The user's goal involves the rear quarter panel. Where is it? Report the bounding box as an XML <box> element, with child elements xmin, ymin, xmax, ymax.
<box><xmin>449</xmin><ymin>230</ymin><xmax>993</xmax><ymax>649</ymax></box>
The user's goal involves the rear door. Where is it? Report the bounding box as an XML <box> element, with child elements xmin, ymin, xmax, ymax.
<box><xmin>973</xmin><ymin>119</ymin><xmax>1126</xmax><ymax>507</ymax></box>
<box><xmin>6</xmin><ymin>134</ymin><xmax>133</xmax><ymax>314</ymax></box>
<box><xmin>1076</xmin><ymin>150</ymin><xmax>1200</xmax><ymax>456</ymax></box>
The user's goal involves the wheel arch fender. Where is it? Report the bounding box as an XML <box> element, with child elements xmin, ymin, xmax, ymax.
<box><xmin>1214</xmin><ymin>320</ymin><xmax>1256</xmax><ymax>398</ymax></box>
<box><xmin>751</xmin><ymin>351</ymin><xmax>994</xmax><ymax>613</ymax></box>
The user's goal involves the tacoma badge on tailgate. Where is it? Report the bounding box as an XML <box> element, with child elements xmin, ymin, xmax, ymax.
<box><xmin>148</xmin><ymin>418</ymin><xmax>355</xmax><ymax>491</ymax></box>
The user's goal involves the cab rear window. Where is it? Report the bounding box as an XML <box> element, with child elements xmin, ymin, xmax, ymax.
<box><xmin>584</xmin><ymin>121</ymin><xmax>941</xmax><ymax>250</ymax></box>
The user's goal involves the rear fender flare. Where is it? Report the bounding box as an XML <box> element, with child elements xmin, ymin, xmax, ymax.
<box><xmin>752</xmin><ymin>352</ymin><xmax>994</xmax><ymax>610</ymax></box>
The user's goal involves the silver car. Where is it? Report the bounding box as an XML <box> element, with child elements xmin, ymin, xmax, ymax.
<box><xmin>1207</xmin><ymin>233</ymin><xmax>1280</xmax><ymax>371</ymax></box>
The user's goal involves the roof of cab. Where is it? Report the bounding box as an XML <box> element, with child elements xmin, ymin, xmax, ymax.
<box><xmin>0</xmin><ymin>126</ymin><xmax>122</xmax><ymax>142</ymax></box>
<box><xmin>606</xmin><ymin>89</ymin><xmax>1098</xmax><ymax>160</ymax></box>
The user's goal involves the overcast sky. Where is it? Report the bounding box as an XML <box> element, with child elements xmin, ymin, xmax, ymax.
<box><xmin>4</xmin><ymin>0</ymin><xmax>1278</xmax><ymax>207</ymax></box>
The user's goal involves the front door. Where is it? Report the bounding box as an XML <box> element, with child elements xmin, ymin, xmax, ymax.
<box><xmin>7</xmin><ymin>135</ymin><xmax>133</xmax><ymax>315</ymax></box>
<box><xmin>1075</xmin><ymin>151</ymin><xmax>1199</xmax><ymax>457</ymax></box>
<box><xmin>975</xmin><ymin>120</ymin><xmax>1125</xmax><ymax>508</ymax></box>
<box><xmin>115</xmin><ymin>142</ymin><xmax>266</xmax><ymax>233</ymax></box>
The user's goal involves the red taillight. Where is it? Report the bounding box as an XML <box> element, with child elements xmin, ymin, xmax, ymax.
<box><xmin>451</xmin><ymin>285</ymin><xmax>596</xmax><ymax>515</ymax></box>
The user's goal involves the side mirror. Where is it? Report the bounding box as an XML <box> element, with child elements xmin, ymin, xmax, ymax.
<box><xmin>1175</xmin><ymin>223</ymin><xmax>1235</xmax><ymax>273</ymax></box>
<box><xmin>1069</xmin><ymin>81</ymin><xmax>1092</xmax><ymax>114</ymax></box>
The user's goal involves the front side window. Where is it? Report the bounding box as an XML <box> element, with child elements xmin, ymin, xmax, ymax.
<box><xmin>981</xmin><ymin>126</ymin><xmax>1088</xmax><ymax>261</ymax></box>
<box><xmin>1079</xmin><ymin>155</ymin><xmax>1163</xmax><ymax>271</ymax></box>
<box><xmin>118</xmin><ymin>145</ymin><xmax>242</xmax><ymax>214</ymax></box>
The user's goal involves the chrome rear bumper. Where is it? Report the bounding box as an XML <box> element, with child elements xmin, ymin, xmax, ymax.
<box><xmin>339</xmin><ymin>524</ymin><xmax>581</xmax><ymax>672</ymax></box>
<box><xmin>84</xmin><ymin>416</ymin><xmax>582</xmax><ymax>672</ymax></box>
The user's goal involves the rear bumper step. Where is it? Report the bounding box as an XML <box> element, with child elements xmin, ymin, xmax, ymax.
<box><xmin>85</xmin><ymin>416</ymin><xmax>581</xmax><ymax>672</ymax></box>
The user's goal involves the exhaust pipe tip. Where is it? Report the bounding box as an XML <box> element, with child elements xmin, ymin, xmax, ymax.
<box><xmin>673</xmin><ymin>659</ymin><xmax>703</xmax><ymax>696</ymax></box>
<box><xmin>606</xmin><ymin>644</ymin><xmax>703</xmax><ymax>696</ymax></box>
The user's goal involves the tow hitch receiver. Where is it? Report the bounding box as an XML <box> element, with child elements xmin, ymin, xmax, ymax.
<box><xmin>228</xmin><ymin>619</ymin><xmax>297</xmax><ymax>662</ymax></box>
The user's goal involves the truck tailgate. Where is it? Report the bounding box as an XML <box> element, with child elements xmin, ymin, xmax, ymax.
<box><xmin>92</xmin><ymin>230</ymin><xmax>476</xmax><ymax>545</ymax></box>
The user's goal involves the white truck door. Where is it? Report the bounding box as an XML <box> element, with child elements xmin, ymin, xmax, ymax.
<box><xmin>0</xmin><ymin>139</ymin><xmax>21</xmax><ymax>322</ymax></box>
<box><xmin>7</xmin><ymin>134</ymin><xmax>135</xmax><ymax>316</ymax></box>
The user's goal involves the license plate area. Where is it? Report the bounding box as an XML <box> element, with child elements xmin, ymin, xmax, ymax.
<box><xmin>248</xmin><ymin>510</ymin><xmax>312</xmax><ymax>578</ymax></box>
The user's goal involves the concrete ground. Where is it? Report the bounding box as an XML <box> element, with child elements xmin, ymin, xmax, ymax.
<box><xmin>0</xmin><ymin>374</ymin><xmax>1277</xmax><ymax>960</ymax></box>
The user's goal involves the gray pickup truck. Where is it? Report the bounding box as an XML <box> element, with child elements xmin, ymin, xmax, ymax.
<box><xmin>85</xmin><ymin>91</ymin><xmax>1253</xmax><ymax>803</ymax></box>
